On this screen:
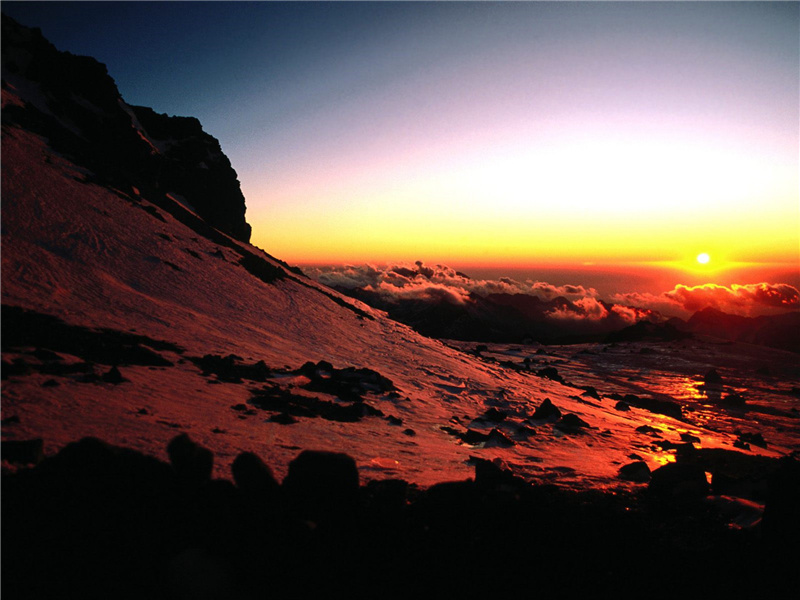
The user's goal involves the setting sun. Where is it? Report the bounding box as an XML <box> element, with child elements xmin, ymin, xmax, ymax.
<box><xmin>697</xmin><ymin>253</ymin><xmax>711</xmax><ymax>265</ymax></box>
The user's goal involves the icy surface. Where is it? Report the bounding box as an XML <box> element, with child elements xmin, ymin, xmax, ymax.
<box><xmin>3</xmin><ymin>124</ymin><xmax>799</xmax><ymax>491</ymax></box>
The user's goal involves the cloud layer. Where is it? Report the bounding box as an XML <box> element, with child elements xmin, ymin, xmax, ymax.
<box><xmin>308</xmin><ymin>262</ymin><xmax>800</xmax><ymax>323</ymax></box>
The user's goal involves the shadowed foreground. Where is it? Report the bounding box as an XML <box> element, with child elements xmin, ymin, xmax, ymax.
<box><xmin>2</xmin><ymin>435</ymin><xmax>797</xmax><ymax>599</ymax></box>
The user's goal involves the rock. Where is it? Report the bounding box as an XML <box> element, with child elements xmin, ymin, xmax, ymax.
<box><xmin>1</xmin><ymin>438</ymin><xmax>44</xmax><ymax>465</ymax></box>
<box><xmin>649</xmin><ymin>462</ymin><xmax>710</xmax><ymax>501</ymax></box>
<box><xmin>472</xmin><ymin>456</ymin><xmax>521</xmax><ymax>490</ymax></box>
<box><xmin>704</xmin><ymin>368</ymin><xmax>723</xmax><ymax>385</ymax></box>
<box><xmin>536</xmin><ymin>367</ymin><xmax>565</xmax><ymax>384</ymax></box>
<box><xmin>42</xmin><ymin>378</ymin><xmax>60</xmax><ymax>387</ymax></box>
<box><xmin>402</xmin><ymin>428</ymin><xmax>416</xmax><ymax>436</ymax></box>
<box><xmin>268</xmin><ymin>412</ymin><xmax>297</xmax><ymax>425</ymax></box>
<box><xmin>722</xmin><ymin>393</ymin><xmax>746</xmax><ymax>407</ymax></box>
<box><xmin>555</xmin><ymin>413</ymin><xmax>591</xmax><ymax>431</ymax></box>
<box><xmin>581</xmin><ymin>386</ymin><xmax>601</xmax><ymax>400</ymax></box>
<box><xmin>618</xmin><ymin>461</ymin><xmax>651</xmax><ymax>483</ymax></box>
<box><xmin>735</xmin><ymin>431</ymin><xmax>767</xmax><ymax>448</ymax></box>
<box><xmin>283</xmin><ymin>450</ymin><xmax>360</xmax><ymax>525</ymax></box>
<box><xmin>481</xmin><ymin>407</ymin><xmax>507</xmax><ymax>422</ymax></box>
<box><xmin>614</xmin><ymin>401</ymin><xmax>630</xmax><ymax>412</ymax></box>
<box><xmin>680</xmin><ymin>433</ymin><xmax>701</xmax><ymax>444</ymax></box>
<box><xmin>166</xmin><ymin>434</ymin><xmax>213</xmax><ymax>486</ymax></box>
<box><xmin>532</xmin><ymin>398</ymin><xmax>562</xmax><ymax>421</ymax></box>
<box><xmin>101</xmin><ymin>365</ymin><xmax>127</xmax><ymax>384</ymax></box>
<box><xmin>636</xmin><ymin>425</ymin><xmax>661</xmax><ymax>436</ymax></box>
<box><xmin>232</xmin><ymin>451</ymin><xmax>280</xmax><ymax>501</ymax></box>
<box><xmin>762</xmin><ymin>457</ymin><xmax>800</xmax><ymax>552</ymax></box>
<box><xmin>484</xmin><ymin>428</ymin><xmax>515</xmax><ymax>448</ymax></box>
<box><xmin>386</xmin><ymin>415</ymin><xmax>403</xmax><ymax>426</ymax></box>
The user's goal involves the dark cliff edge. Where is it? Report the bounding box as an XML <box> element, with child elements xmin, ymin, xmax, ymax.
<box><xmin>1</xmin><ymin>14</ymin><xmax>251</xmax><ymax>243</ymax></box>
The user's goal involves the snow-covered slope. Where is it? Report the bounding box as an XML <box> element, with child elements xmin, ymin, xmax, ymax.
<box><xmin>3</xmin><ymin>15</ymin><xmax>796</xmax><ymax>494</ymax></box>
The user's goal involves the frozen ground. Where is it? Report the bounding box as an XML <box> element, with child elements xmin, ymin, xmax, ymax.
<box><xmin>3</xmin><ymin>124</ymin><xmax>798</xmax><ymax>500</ymax></box>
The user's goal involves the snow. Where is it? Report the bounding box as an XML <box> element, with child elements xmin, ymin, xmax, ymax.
<box><xmin>2</xmin><ymin>125</ymin><xmax>798</xmax><ymax>492</ymax></box>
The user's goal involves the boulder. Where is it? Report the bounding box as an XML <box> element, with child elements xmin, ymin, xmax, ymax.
<box><xmin>282</xmin><ymin>450</ymin><xmax>360</xmax><ymax>524</ymax></box>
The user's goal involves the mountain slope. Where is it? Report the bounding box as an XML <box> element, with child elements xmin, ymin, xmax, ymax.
<box><xmin>2</xmin><ymin>15</ymin><xmax>794</xmax><ymax>493</ymax></box>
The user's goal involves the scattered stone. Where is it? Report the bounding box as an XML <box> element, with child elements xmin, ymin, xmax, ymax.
<box><xmin>166</xmin><ymin>434</ymin><xmax>213</xmax><ymax>487</ymax></box>
<box><xmin>101</xmin><ymin>365</ymin><xmax>128</xmax><ymax>384</ymax></box>
<box><xmin>704</xmin><ymin>368</ymin><xmax>723</xmax><ymax>385</ymax></box>
<box><xmin>532</xmin><ymin>398</ymin><xmax>562</xmax><ymax>421</ymax></box>
<box><xmin>1</xmin><ymin>438</ymin><xmax>44</xmax><ymax>465</ymax></box>
<box><xmin>636</xmin><ymin>425</ymin><xmax>661</xmax><ymax>436</ymax></box>
<box><xmin>581</xmin><ymin>386</ymin><xmax>600</xmax><ymax>400</ymax></box>
<box><xmin>32</xmin><ymin>348</ymin><xmax>62</xmax><ymax>361</ymax></box>
<box><xmin>402</xmin><ymin>428</ymin><xmax>416</xmax><ymax>436</ymax></box>
<box><xmin>536</xmin><ymin>367</ymin><xmax>565</xmax><ymax>384</ymax></box>
<box><xmin>386</xmin><ymin>415</ymin><xmax>403</xmax><ymax>426</ymax></box>
<box><xmin>680</xmin><ymin>433</ymin><xmax>701</xmax><ymax>444</ymax></box>
<box><xmin>722</xmin><ymin>393</ymin><xmax>746</xmax><ymax>408</ymax></box>
<box><xmin>555</xmin><ymin>413</ymin><xmax>591</xmax><ymax>431</ymax></box>
<box><xmin>649</xmin><ymin>462</ymin><xmax>710</xmax><ymax>501</ymax></box>
<box><xmin>735</xmin><ymin>431</ymin><xmax>767</xmax><ymax>449</ymax></box>
<box><xmin>269</xmin><ymin>412</ymin><xmax>298</xmax><ymax>425</ymax></box>
<box><xmin>484</xmin><ymin>428</ymin><xmax>515</xmax><ymax>448</ymax></box>
<box><xmin>481</xmin><ymin>407</ymin><xmax>507</xmax><ymax>422</ymax></box>
<box><xmin>232</xmin><ymin>451</ymin><xmax>280</xmax><ymax>500</ymax></box>
<box><xmin>283</xmin><ymin>450</ymin><xmax>360</xmax><ymax>524</ymax></box>
<box><xmin>211</xmin><ymin>427</ymin><xmax>225</xmax><ymax>434</ymax></box>
<box><xmin>618</xmin><ymin>461</ymin><xmax>651</xmax><ymax>483</ymax></box>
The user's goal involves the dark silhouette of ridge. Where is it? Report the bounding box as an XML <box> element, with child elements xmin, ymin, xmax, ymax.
<box><xmin>1</xmin><ymin>14</ymin><xmax>251</xmax><ymax>242</ymax></box>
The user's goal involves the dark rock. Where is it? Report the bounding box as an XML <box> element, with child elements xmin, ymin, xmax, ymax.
<box><xmin>614</xmin><ymin>401</ymin><xmax>630</xmax><ymax>411</ymax></box>
<box><xmin>555</xmin><ymin>413</ymin><xmax>591</xmax><ymax>430</ymax></box>
<box><xmin>232</xmin><ymin>451</ymin><xmax>280</xmax><ymax>500</ymax></box>
<box><xmin>402</xmin><ymin>428</ymin><xmax>416</xmax><ymax>436</ymax></box>
<box><xmin>536</xmin><ymin>366</ymin><xmax>565</xmax><ymax>384</ymax></box>
<box><xmin>166</xmin><ymin>434</ymin><xmax>213</xmax><ymax>486</ymax></box>
<box><xmin>386</xmin><ymin>415</ymin><xmax>403</xmax><ymax>426</ymax></box>
<box><xmin>722</xmin><ymin>393</ymin><xmax>746</xmax><ymax>407</ymax></box>
<box><xmin>41</xmin><ymin>378</ymin><xmax>60</xmax><ymax>387</ymax></box>
<box><xmin>101</xmin><ymin>365</ymin><xmax>127</xmax><ymax>384</ymax></box>
<box><xmin>32</xmin><ymin>348</ymin><xmax>62</xmax><ymax>361</ymax></box>
<box><xmin>649</xmin><ymin>462</ymin><xmax>710</xmax><ymax>501</ymax></box>
<box><xmin>636</xmin><ymin>425</ymin><xmax>661</xmax><ymax>436</ymax></box>
<box><xmin>283</xmin><ymin>450</ymin><xmax>360</xmax><ymax>524</ymax></box>
<box><xmin>618</xmin><ymin>461</ymin><xmax>651</xmax><ymax>483</ymax></box>
<box><xmin>532</xmin><ymin>398</ymin><xmax>562</xmax><ymax>421</ymax></box>
<box><xmin>230</xmin><ymin>403</ymin><xmax>249</xmax><ymax>411</ymax></box>
<box><xmin>484</xmin><ymin>428</ymin><xmax>515</xmax><ymax>448</ymax></box>
<box><xmin>621</xmin><ymin>394</ymin><xmax>682</xmax><ymax>420</ymax></box>
<box><xmin>735</xmin><ymin>431</ymin><xmax>767</xmax><ymax>449</ymax></box>
<box><xmin>481</xmin><ymin>407</ymin><xmax>507</xmax><ymax>422</ymax></box>
<box><xmin>1</xmin><ymin>438</ymin><xmax>44</xmax><ymax>465</ymax></box>
<box><xmin>680</xmin><ymin>433</ymin><xmax>701</xmax><ymax>444</ymax></box>
<box><xmin>762</xmin><ymin>457</ymin><xmax>800</xmax><ymax>552</ymax></box>
<box><xmin>581</xmin><ymin>386</ymin><xmax>600</xmax><ymax>400</ymax></box>
<box><xmin>472</xmin><ymin>456</ymin><xmax>522</xmax><ymax>490</ymax></box>
<box><xmin>268</xmin><ymin>412</ymin><xmax>298</xmax><ymax>425</ymax></box>
<box><xmin>1</xmin><ymin>415</ymin><xmax>21</xmax><ymax>425</ymax></box>
<box><xmin>704</xmin><ymin>368</ymin><xmax>723</xmax><ymax>385</ymax></box>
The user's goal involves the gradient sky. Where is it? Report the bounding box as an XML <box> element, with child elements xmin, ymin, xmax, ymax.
<box><xmin>4</xmin><ymin>1</ymin><xmax>799</xmax><ymax>272</ymax></box>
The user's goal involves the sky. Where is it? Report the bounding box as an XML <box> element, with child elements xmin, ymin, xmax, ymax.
<box><xmin>3</xmin><ymin>1</ymin><xmax>799</xmax><ymax>279</ymax></box>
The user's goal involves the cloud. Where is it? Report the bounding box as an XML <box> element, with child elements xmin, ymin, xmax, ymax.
<box><xmin>305</xmin><ymin>261</ymin><xmax>598</xmax><ymax>303</ymax></box>
<box><xmin>613</xmin><ymin>282</ymin><xmax>800</xmax><ymax>317</ymax></box>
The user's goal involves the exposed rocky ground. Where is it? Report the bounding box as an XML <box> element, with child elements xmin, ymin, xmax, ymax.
<box><xmin>2</xmin><ymin>14</ymin><xmax>799</xmax><ymax>598</ymax></box>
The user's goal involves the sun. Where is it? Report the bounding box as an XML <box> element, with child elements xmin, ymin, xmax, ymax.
<box><xmin>696</xmin><ymin>252</ymin><xmax>711</xmax><ymax>265</ymax></box>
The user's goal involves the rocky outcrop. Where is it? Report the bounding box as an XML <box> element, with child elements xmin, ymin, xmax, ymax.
<box><xmin>1</xmin><ymin>14</ymin><xmax>251</xmax><ymax>242</ymax></box>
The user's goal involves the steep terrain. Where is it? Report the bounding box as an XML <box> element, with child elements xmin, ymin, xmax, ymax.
<box><xmin>3</xmin><ymin>16</ymin><xmax>799</xmax><ymax>598</ymax></box>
